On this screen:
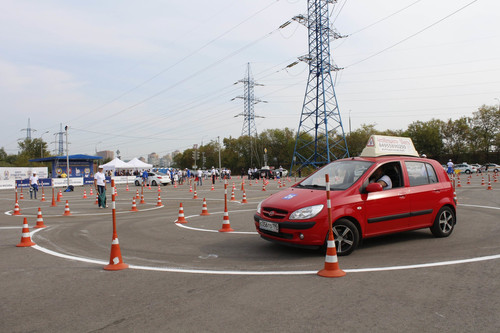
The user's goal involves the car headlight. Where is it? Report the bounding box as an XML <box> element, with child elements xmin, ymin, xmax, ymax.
<box><xmin>257</xmin><ymin>201</ymin><xmax>263</xmax><ymax>214</ymax></box>
<box><xmin>289</xmin><ymin>205</ymin><xmax>324</xmax><ymax>220</ymax></box>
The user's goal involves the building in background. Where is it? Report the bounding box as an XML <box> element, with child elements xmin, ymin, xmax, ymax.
<box><xmin>96</xmin><ymin>150</ymin><xmax>114</xmax><ymax>160</ymax></box>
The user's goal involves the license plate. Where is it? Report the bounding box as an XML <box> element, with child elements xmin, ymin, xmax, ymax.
<box><xmin>259</xmin><ymin>220</ymin><xmax>279</xmax><ymax>233</ymax></box>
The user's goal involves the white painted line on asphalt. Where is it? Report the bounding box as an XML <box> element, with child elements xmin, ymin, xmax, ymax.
<box><xmin>459</xmin><ymin>204</ymin><xmax>500</xmax><ymax>210</ymax></box>
<box><xmin>27</xmin><ymin>225</ymin><xmax>500</xmax><ymax>275</ymax></box>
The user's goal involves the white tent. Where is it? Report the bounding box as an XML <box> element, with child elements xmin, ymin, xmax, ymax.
<box><xmin>127</xmin><ymin>157</ymin><xmax>153</xmax><ymax>169</ymax></box>
<box><xmin>99</xmin><ymin>158</ymin><xmax>133</xmax><ymax>171</ymax></box>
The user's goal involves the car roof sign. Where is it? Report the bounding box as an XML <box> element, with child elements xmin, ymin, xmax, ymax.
<box><xmin>360</xmin><ymin>135</ymin><xmax>419</xmax><ymax>157</ymax></box>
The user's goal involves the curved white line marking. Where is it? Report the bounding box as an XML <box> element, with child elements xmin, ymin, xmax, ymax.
<box><xmin>26</xmin><ymin>205</ymin><xmax>500</xmax><ymax>275</ymax></box>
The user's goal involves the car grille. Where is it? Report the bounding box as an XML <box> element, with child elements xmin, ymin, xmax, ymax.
<box><xmin>262</xmin><ymin>207</ymin><xmax>288</xmax><ymax>220</ymax></box>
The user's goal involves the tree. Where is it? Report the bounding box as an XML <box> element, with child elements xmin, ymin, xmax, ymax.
<box><xmin>17</xmin><ymin>138</ymin><xmax>51</xmax><ymax>160</ymax></box>
<box><xmin>468</xmin><ymin>105</ymin><xmax>500</xmax><ymax>160</ymax></box>
<box><xmin>404</xmin><ymin>119</ymin><xmax>444</xmax><ymax>158</ymax></box>
<box><xmin>441</xmin><ymin>117</ymin><xmax>470</xmax><ymax>157</ymax></box>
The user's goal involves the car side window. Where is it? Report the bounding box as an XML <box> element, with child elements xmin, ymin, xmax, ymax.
<box><xmin>405</xmin><ymin>161</ymin><xmax>436</xmax><ymax>186</ymax></box>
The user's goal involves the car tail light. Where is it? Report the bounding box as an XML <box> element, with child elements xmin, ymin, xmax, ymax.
<box><xmin>157</xmin><ymin>176</ymin><xmax>162</xmax><ymax>179</ymax></box>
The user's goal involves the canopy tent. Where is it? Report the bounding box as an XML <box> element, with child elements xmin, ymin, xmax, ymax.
<box><xmin>99</xmin><ymin>158</ymin><xmax>133</xmax><ymax>171</ymax></box>
<box><xmin>127</xmin><ymin>157</ymin><xmax>153</xmax><ymax>169</ymax></box>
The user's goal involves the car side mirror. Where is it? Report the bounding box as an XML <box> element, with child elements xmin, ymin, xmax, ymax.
<box><xmin>366</xmin><ymin>182</ymin><xmax>383</xmax><ymax>193</ymax></box>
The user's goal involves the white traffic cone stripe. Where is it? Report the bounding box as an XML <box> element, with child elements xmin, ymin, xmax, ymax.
<box><xmin>112</xmin><ymin>238</ymin><xmax>119</xmax><ymax>245</ymax></box>
<box><xmin>325</xmin><ymin>255</ymin><xmax>338</xmax><ymax>263</ymax></box>
<box><xmin>22</xmin><ymin>232</ymin><xmax>31</xmax><ymax>238</ymax></box>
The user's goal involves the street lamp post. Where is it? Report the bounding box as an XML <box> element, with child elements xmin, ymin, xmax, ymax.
<box><xmin>40</xmin><ymin>131</ymin><xmax>49</xmax><ymax>158</ymax></box>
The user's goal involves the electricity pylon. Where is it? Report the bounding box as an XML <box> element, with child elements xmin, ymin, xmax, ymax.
<box><xmin>233</xmin><ymin>63</ymin><xmax>265</xmax><ymax>167</ymax></box>
<box><xmin>291</xmin><ymin>0</ymin><xmax>349</xmax><ymax>173</ymax></box>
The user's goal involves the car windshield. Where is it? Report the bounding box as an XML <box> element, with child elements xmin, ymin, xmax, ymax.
<box><xmin>296</xmin><ymin>160</ymin><xmax>373</xmax><ymax>190</ymax></box>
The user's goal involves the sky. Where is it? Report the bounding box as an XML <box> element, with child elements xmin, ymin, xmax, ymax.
<box><xmin>1</xmin><ymin>0</ymin><xmax>498</xmax><ymax>160</ymax></box>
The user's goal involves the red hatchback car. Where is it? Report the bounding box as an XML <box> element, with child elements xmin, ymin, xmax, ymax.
<box><xmin>254</xmin><ymin>136</ymin><xmax>457</xmax><ymax>255</ymax></box>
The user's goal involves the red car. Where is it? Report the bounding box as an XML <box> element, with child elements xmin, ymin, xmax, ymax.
<box><xmin>254</xmin><ymin>136</ymin><xmax>457</xmax><ymax>255</ymax></box>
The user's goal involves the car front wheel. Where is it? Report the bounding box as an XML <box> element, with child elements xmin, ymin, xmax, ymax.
<box><xmin>135</xmin><ymin>180</ymin><xmax>140</xmax><ymax>186</ymax></box>
<box><xmin>430</xmin><ymin>206</ymin><xmax>455</xmax><ymax>237</ymax></box>
<box><xmin>152</xmin><ymin>180</ymin><xmax>157</xmax><ymax>186</ymax></box>
<box><xmin>325</xmin><ymin>219</ymin><xmax>359</xmax><ymax>256</ymax></box>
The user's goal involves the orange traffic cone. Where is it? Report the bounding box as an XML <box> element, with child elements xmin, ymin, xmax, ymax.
<box><xmin>219</xmin><ymin>205</ymin><xmax>234</xmax><ymax>232</ymax></box>
<box><xmin>83</xmin><ymin>190</ymin><xmax>87</xmax><ymax>199</ymax></box>
<box><xmin>126</xmin><ymin>184</ymin><xmax>129</xmax><ymax>191</ymax></box>
<box><xmin>210</xmin><ymin>184</ymin><xmax>215</xmax><ymax>191</ymax></box>
<box><xmin>189</xmin><ymin>185</ymin><xmax>193</xmax><ymax>193</ymax></box>
<box><xmin>158</xmin><ymin>185</ymin><xmax>161</xmax><ymax>193</ymax></box>
<box><xmin>62</xmin><ymin>200</ymin><xmax>72</xmax><ymax>216</ymax></box>
<box><xmin>130</xmin><ymin>198</ymin><xmax>139</xmax><ymax>212</ymax></box>
<box><xmin>57</xmin><ymin>189</ymin><xmax>62</xmax><ymax>202</ymax></box>
<box><xmin>193</xmin><ymin>190</ymin><xmax>198</xmax><ymax>199</ymax></box>
<box><xmin>40</xmin><ymin>191</ymin><xmax>46</xmax><ymax>202</ymax></box>
<box><xmin>317</xmin><ymin>236</ymin><xmax>346</xmax><ymax>278</ymax></box>
<box><xmin>200</xmin><ymin>198</ymin><xmax>210</xmax><ymax>216</ymax></box>
<box><xmin>241</xmin><ymin>190</ymin><xmax>248</xmax><ymax>204</ymax></box>
<box><xmin>94</xmin><ymin>194</ymin><xmax>98</xmax><ymax>205</ymax></box>
<box><xmin>19</xmin><ymin>189</ymin><xmax>24</xmax><ymax>200</ymax></box>
<box><xmin>174</xmin><ymin>181</ymin><xmax>178</xmax><ymax>188</ymax></box>
<box><xmin>262</xmin><ymin>183</ymin><xmax>266</xmax><ymax>191</ymax></box>
<box><xmin>481</xmin><ymin>176</ymin><xmax>485</xmax><ymax>186</ymax></box>
<box><xmin>51</xmin><ymin>187</ymin><xmax>57</xmax><ymax>207</ymax></box>
<box><xmin>176</xmin><ymin>203</ymin><xmax>187</xmax><ymax>223</ymax></box>
<box><xmin>34</xmin><ymin>208</ymin><xmax>47</xmax><ymax>228</ymax></box>
<box><xmin>456</xmin><ymin>177</ymin><xmax>461</xmax><ymax>187</ymax></box>
<box><xmin>136</xmin><ymin>189</ymin><xmax>140</xmax><ymax>199</ymax></box>
<box><xmin>466</xmin><ymin>176</ymin><xmax>471</xmax><ymax>185</ymax></box>
<box><xmin>487</xmin><ymin>175</ymin><xmax>493</xmax><ymax>190</ymax></box>
<box><xmin>104</xmin><ymin>179</ymin><xmax>129</xmax><ymax>271</ymax></box>
<box><xmin>156</xmin><ymin>193</ymin><xmax>163</xmax><ymax>207</ymax></box>
<box><xmin>241</xmin><ymin>182</ymin><xmax>245</xmax><ymax>191</ymax></box>
<box><xmin>148</xmin><ymin>184</ymin><xmax>151</xmax><ymax>190</ymax></box>
<box><xmin>16</xmin><ymin>217</ymin><xmax>36</xmax><ymax>247</ymax></box>
<box><xmin>139</xmin><ymin>193</ymin><xmax>145</xmax><ymax>204</ymax></box>
<box><xmin>103</xmin><ymin>236</ymin><xmax>129</xmax><ymax>271</ymax></box>
<box><xmin>230</xmin><ymin>188</ymin><xmax>236</xmax><ymax>201</ymax></box>
<box><xmin>90</xmin><ymin>187</ymin><xmax>94</xmax><ymax>196</ymax></box>
<box><xmin>13</xmin><ymin>200</ymin><xmax>21</xmax><ymax>216</ymax></box>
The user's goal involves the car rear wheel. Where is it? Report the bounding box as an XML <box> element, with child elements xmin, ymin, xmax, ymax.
<box><xmin>152</xmin><ymin>180</ymin><xmax>157</xmax><ymax>186</ymax></box>
<box><xmin>324</xmin><ymin>219</ymin><xmax>359</xmax><ymax>256</ymax></box>
<box><xmin>465</xmin><ymin>170</ymin><xmax>471</xmax><ymax>174</ymax></box>
<box><xmin>430</xmin><ymin>206</ymin><xmax>455</xmax><ymax>238</ymax></box>
<box><xmin>135</xmin><ymin>180</ymin><xmax>140</xmax><ymax>186</ymax></box>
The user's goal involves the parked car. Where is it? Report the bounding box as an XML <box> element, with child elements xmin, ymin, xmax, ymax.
<box><xmin>453</xmin><ymin>163</ymin><xmax>476</xmax><ymax>174</ymax></box>
<box><xmin>254</xmin><ymin>135</ymin><xmax>457</xmax><ymax>256</ymax></box>
<box><xmin>134</xmin><ymin>171</ymin><xmax>171</xmax><ymax>186</ymax></box>
<box><xmin>483</xmin><ymin>163</ymin><xmax>500</xmax><ymax>172</ymax></box>
<box><xmin>470</xmin><ymin>164</ymin><xmax>482</xmax><ymax>173</ymax></box>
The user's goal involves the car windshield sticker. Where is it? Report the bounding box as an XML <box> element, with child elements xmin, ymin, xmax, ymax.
<box><xmin>282</xmin><ymin>194</ymin><xmax>297</xmax><ymax>200</ymax></box>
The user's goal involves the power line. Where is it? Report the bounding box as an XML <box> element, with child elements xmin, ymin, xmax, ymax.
<box><xmin>346</xmin><ymin>0</ymin><xmax>479</xmax><ymax>68</ymax></box>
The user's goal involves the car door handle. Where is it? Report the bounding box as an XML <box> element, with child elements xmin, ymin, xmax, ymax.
<box><xmin>398</xmin><ymin>193</ymin><xmax>406</xmax><ymax>198</ymax></box>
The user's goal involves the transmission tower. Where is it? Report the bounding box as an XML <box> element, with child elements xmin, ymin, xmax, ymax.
<box><xmin>291</xmin><ymin>0</ymin><xmax>349</xmax><ymax>172</ymax></box>
<box><xmin>233</xmin><ymin>63</ymin><xmax>265</xmax><ymax>166</ymax></box>
<box><xmin>54</xmin><ymin>123</ymin><xmax>64</xmax><ymax>155</ymax></box>
<box><xmin>20</xmin><ymin>118</ymin><xmax>36</xmax><ymax>140</ymax></box>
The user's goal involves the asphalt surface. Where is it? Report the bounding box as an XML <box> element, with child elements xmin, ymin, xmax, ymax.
<box><xmin>1</xmin><ymin>176</ymin><xmax>499</xmax><ymax>332</ymax></box>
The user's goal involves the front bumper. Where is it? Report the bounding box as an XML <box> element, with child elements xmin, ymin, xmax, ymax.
<box><xmin>254</xmin><ymin>214</ymin><xmax>323</xmax><ymax>246</ymax></box>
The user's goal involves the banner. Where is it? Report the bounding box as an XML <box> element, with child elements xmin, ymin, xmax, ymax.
<box><xmin>1</xmin><ymin>167</ymin><xmax>48</xmax><ymax>180</ymax></box>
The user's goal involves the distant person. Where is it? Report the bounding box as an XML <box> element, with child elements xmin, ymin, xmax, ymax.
<box><xmin>94</xmin><ymin>166</ymin><xmax>107</xmax><ymax>208</ymax></box>
<box><xmin>29</xmin><ymin>172</ymin><xmax>39</xmax><ymax>199</ymax></box>
<box><xmin>142</xmin><ymin>169</ymin><xmax>149</xmax><ymax>186</ymax></box>
<box><xmin>197</xmin><ymin>169</ymin><xmax>203</xmax><ymax>186</ymax></box>
<box><xmin>447</xmin><ymin>159</ymin><xmax>454</xmax><ymax>175</ymax></box>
